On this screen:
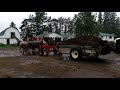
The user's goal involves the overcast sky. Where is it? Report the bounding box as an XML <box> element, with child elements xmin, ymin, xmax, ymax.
<box><xmin>0</xmin><ymin>12</ymin><xmax>119</xmax><ymax>32</ymax></box>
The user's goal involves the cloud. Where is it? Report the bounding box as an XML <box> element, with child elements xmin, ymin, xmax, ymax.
<box><xmin>0</xmin><ymin>12</ymin><xmax>79</xmax><ymax>32</ymax></box>
<box><xmin>46</xmin><ymin>12</ymin><xmax>79</xmax><ymax>19</ymax></box>
<box><xmin>0</xmin><ymin>12</ymin><xmax>35</xmax><ymax>32</ymax></box>
<box><xmin>0</xmin><ymin>12</ymin><xmax>119</xmax><ymax>33</ymax></box>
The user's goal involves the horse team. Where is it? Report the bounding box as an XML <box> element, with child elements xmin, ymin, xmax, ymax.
<box><xmin>19</xmin><ymin>38</ymin><xmax>48</xmax><ymax>55</ymax></box>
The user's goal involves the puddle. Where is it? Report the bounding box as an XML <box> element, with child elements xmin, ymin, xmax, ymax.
<box><xmin>114</xmin><ymin>58</ymin><xmax>120</xmax><ymax>61</ymax></box>
<box><xmin>0</xmin><ymin>49</ymin><xmax>21</xmax><ymax>57</ymax></box>
<box><xmin>18</xmin><ymin>72</ymin><xmax>50</xmax><ymax>78</ymax></box>
<box><xmin>0</xmin><ymin>68</ymin><xmax>15</xmax><ymax>72</ymax></box>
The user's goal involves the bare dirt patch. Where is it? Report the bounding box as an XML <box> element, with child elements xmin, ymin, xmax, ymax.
<box><xmin>0</xmin><ymin>48</ymin><xmax>120</xmax><ymax>78</ymax></box>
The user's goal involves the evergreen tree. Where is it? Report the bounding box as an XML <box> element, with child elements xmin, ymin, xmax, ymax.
<box><xmin>35</xmin><ymin>12</ymin><xmax>47</xmax><ymax>35</ymax></box>
<box><xmin>20</xmin><ymin>19</ymin><xmax>28</xmax><ymax>38</ymax></box>
<box><xmin>102</xmin><ymin>12</ymin><xmax>119</xmax><ymax>35</ymax></box>
<box><xmin>97</xmin><ymin>12</ymin><xmax>103</xmax><ymax>32</ymax></box>
<box><xmin>10</xmin><ymin>22</ymin><xmax>16</xmax><ymax>28</ymax></box>
<box><xmin>114</xmin><ymin>17</ymin><xmax>120</xmax><ymax>37</ymax></box>
<box><xmin>20</xmin><ymin>16</ymin><xmax>35</xmax><ymax>38</ymax></box>
<box><xmin>102</xmin><ymin>12</ymin><xmax>111</xmax><ymax>33</ymax></box>
<box><xmin>74</xmin><ymin>12</ymin><xmax>98</xmax><ymax>38</ymax></box>
<box><xmin>68</xmin><ymin>19</ymin><xmax>75</xmax><ymax>34</ymax></box>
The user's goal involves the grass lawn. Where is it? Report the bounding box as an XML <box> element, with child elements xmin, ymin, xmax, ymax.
<box><xmin>0</xmin><ymin>44</ymin><xmax>19</xmax><ymax>49</ymax></box>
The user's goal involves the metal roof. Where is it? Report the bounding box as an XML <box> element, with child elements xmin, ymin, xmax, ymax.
<box><xmin>0</xmin><ymin>27</ymin><xmax>19</xmax><ymax>36</ymax></box>
<box><xmin>100</xmin><ymin>33</ymin><xmax>115</xmax><ymax>36</ymax></box>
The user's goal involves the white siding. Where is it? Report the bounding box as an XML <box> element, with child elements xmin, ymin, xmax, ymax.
<box><xmin>0</xmin><ymin>39</ymin><xmax>18</xmax><ymax>44</ymax></box>
<box><xmin>100</xmin><ymin>35</ymin><xmax>114</xmax><ymax>41</ymax></box>
<box><xmin>48</xmin><ymin>33</ymin><xmax>63</xmax><ymax>41</ymax></box>
<box><xmin>102</xmin><ymin>36</ymin><xmax>107</xmax><ymax>40</ymax></box>
<box><xmin>0</xmin><ymin>27</ymin><xmax>20</xmax><ymax>44</ymax></box>
<box><xmin>0</xmin><ymin>39</ymin><xmax>7</xmax><ymax>44</ymax></box>
<box><xmin>10</xmin><ymin>39</ymin><xmax>18</xmax><ymax>44</ymax></box>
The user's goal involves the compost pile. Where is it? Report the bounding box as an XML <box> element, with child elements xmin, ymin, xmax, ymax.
<box><xmin>62</xmin><ymin>35</ymin><xmax>105</xmax><ymax>46</ymax></box>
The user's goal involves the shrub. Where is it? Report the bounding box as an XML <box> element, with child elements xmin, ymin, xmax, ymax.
<box><xmin>0</xmin><ymin>43</ymin><xmax>5</xmax><ymax>46</ymax></box>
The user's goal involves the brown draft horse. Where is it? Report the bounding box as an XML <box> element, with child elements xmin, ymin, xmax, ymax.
<box><xmin>19</xmin><ymin>39</ymin><xmax>48</xmax><ymax>55</ymax></box>
<box><xmin>19</xmin><ymin>41</ymin><xmax>29</xmax><ymax>55</ymax></box>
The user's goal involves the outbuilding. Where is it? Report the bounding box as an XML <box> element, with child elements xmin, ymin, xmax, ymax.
<box><xmin>37</xmin><ymin>32</ymin><xmax>63</xmax><ymax>41</ymax></box>
<box><xmin>99</xmin><ymin>33</ymin><xmax>115</xmax><ymax>42</ymax></box>
<box><xmin>0</xmin><ymin>27</ymin><xmax>21</xmax><ymax>44</ymax></box>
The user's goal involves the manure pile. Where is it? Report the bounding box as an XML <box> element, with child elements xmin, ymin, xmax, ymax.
<box><xmin>62</xmin><ymin>35</ymin><xmax>105</xmax><ymax>46</ymax></box>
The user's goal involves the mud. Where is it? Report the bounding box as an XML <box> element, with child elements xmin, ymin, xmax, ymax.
<box><xmin>0</xmin><ymin>48</ymin><xmax>120</xmax><ymax>78</ymax></box>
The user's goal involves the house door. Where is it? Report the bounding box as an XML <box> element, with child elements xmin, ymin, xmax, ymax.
<box><xmin>7</xmin><ymin>39</ymin><xmax>10</xmax><ymax>44</ymax></box>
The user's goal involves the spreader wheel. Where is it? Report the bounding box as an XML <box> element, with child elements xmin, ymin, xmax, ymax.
<box><xmin>70</xmin><ymin>49</ymin><xmax>81</xmax><ymax>60</ymax></box>
<box><xmin>43</xmin><ymin>50</ymin><xmax>48</xmax><ymax>56</ymax></box>
<box><xmin>38</xmin><ymin>49</ymin><xmax>43</xmax><ymax>56</ymax></box>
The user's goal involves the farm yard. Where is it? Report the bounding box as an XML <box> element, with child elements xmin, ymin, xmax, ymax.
<box><xmin>0</xmin><ymin>47</ymin><xmax>120</xmax><ymax>78</ymax></box>
<box><xmin>1</xmin><ymin>12</ymin><xmax>120</xmax><ymax>78</ymax></box>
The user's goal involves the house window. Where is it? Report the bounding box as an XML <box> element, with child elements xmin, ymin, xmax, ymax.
<box><xmin>11</xmin><ymin>32</ymin><xmax>15</xmax><ymax>38</ymax></box>
<box><xmin>101</xmin><ymin>36</ymin><xmax>103</xmax><ymax>39</ymax></box>
<box><xmin>109</xmin><ymin>36</ymin><xmax>112</xmax><ymax>39</ymax></box>
<box><xmin>55</xmin><ymin>37</ymin><xmax>61</xmax><ymax>42</ymax></box>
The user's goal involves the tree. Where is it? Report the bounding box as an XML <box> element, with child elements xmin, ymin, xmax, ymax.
<box><xmin>58</xmin><ymin>17</ymin><xmax>64</xmax><ymax>35</ymax></box>
<box><xmin>63</xmin><ymin>17</ymin><xmax>69</xmax><ymax>35</ymax></box>
<box><xmin>64</xmin><ymin>25</ymin><xmax>67</xmax><ymax>35</ymax></box>
<box><xmin>97</xmin><ymin>12</ymin><xmax>103</xmax><ymax>32</ymax></box>
<box><xmin>74</xmin><ymin>12</ymin><xmax>98</xmax><ymax>38</ymax></box>
<box><xmin>46</xmin><ymin>16</ymin><xmax>52</xmax><ymax>32</ymax></box>
<box><xmin>102</xmin><ymin>12</ymin><xmax>118</xmax><ymax>34</ymax></box>
<box><xmin>114</xmin><ymin>17</ymin><xmax>120</xmax><ymax>37</ymax></box>
<box><xmin>20</xmin><ymin>17</ymin><xmax>34</xmax><ymax>38</ymax></box>
<box><xmin>51</xmin><ymin>18</ymin><xmax>60</xmax><ymax>34</ymax></box>
<box><xmin>102</xmin><ymin>12</ymin><xmax>112</xmax><ymax>33</ymax></box>
<box><xmin>35</xmin><ymin>12</ymin><xmax>47</xmax><ymax>35</ymax></box>
<box><xmin>20</xmin><ymin>19</ymin><xmax>28</xmax><ymax>38</ymax></box>
<box><xmin>28</xmin><ymin>14</ymin><xmax>36</xmax><ymax>35</ymax></box>
<box><xmin>67</xmin><ymin>20</ymin><xmax>74</xmax><ymax>34</ymax></box>
<box><xmin>109</xmin><ymin>12</ymin><xmax>117</xmax><ymax>34</ymax></box>
<box><xmin>48</xmin><ymin>23</ymin><xmax>52</xmax><ymax>32</ymax></box>
<box><xmin>10</xmin><ymin>22</ymin><xmax>16</xmax><ymax>28</ymax></box>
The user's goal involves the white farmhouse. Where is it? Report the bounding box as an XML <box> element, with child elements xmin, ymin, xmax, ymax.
<box><xmin>99</xmin><ymin>33</ymin><xmax>115</xmax><ymax>42</ymax></box>
<box><xmin>37</xmin><ymin>32</ymin><xmax>63</xmax><ymax>41</ymax></box>
<box><xmin>48</xmin><ymin>32</ymin><xmax>63</xmax><ymax>41</ymax></box>
<box><xmin>0</xmin><ymin>27</ymin><xmax>21</xmax><ymax>44</ymax></box>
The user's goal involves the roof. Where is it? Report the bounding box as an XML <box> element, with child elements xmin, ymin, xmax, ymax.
<box><xmin>0</xmin><ymin>27</ymin><xmax>19</xmax><ymax>36</ymax></box>
<box><xmin>48</xmin><ymin>32</ymin><xmax>62</xmax><ymax>37</ymax></box>
<box><xmin>114</xmin><ymin>38</ymin><xmax>120</xmax><ymax>43</ymax></box>
<box><xmin>0</xmin><ymin>29</ymin><xmax>6</xmax><ymax>36</ymax></box>
<box><xmin>37</xmin><ymin>33</ymin><xmax>47</xmax><ymax>38</ymax></box>
<box><xmin>100</xmin><ymin>33</ymin><xmax>115</xmax><ymax>36</ymax></box>
<box><xmin>37</xmin><ymin>32</ymin><xmax>62</xmax><ymax>38</ymax></box>
<box><xmin>37</xmin><ymin>34</ymin><xmax>43</xmax><ymax>38</ymax></box>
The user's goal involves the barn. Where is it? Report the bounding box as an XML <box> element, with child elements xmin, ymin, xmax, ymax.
<box><xmin>0</xmin><ymin>27</ymin><xmax>21</xmax><ymax>44</ymax></box>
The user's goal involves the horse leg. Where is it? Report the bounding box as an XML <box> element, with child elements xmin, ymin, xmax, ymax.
<box><xmin>19</xmin><ymin>47</ymin><xmax>22</xmax><ymax>53</ymax></box>
<box><xmin>27</xmin><ymin>48</ymin><xmax>30</xmax><ymax>55</ymax></box>
<box><xmin>19</xmin><ymin>47</ymin><xmax>21</xmax><ymax>52</ymax></box>
<box><xmin>32</xmin><ymin>48</ymin><xmax>36</xmax><ymax>55</ymax></box>
<box><xmin>25</xmin><ymin>48</ymin><xmax>29</xmax><ymax>55</ymax></box>
<box><xmin>22</xmin><ymin>48</ymin><xmax>25</xmax><ymax>55</ymax></box>
<box><xmin>34</xmin><ymin>48</ymin><xmax>37</xmax><ymax>54</ymax></box>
